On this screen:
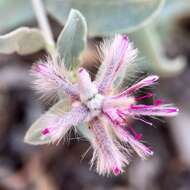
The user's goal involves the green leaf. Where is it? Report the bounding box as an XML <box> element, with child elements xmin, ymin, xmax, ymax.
<box><xmin>24</xmin><ymin>98</ymin><xmax>71</xmax><ymax>145</ymax></box>
<box><xmin>46</xmin><ymin>0</ymin><xmax>164</xmax><ymax>36</ymax></box>
<box><xmin>128</xmin><ymin>26</ymin><xmax>186</xmax><ymax>77</ymax></box>
<box><xmin>0</xmin><ymin>0</ymin><xmax>34</xmax><ymax>32</ymax></box>
<box><xmin>57</xmin><ymin>9</ymin><xmax>87</xmax><ymax>70</ymax></box>
<box><xmin>156</xmin><ymin>0</ymin><xmax>190</xmax><ymax>40</ymax></box>
<box><xmin>0</xmin><ymin>27</ymin><xmax>46</xmax><ymax>55</ymax></box>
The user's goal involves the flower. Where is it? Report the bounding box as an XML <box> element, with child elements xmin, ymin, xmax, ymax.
<box><xmin>25</xmin><ymin>35</ymin><xmax>178</xmax><ymax>176</ymax></box>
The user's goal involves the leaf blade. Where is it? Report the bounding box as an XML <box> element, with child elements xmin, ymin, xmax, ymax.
<box><xmin>0</xmin><ymin>27</ymin><xmax>46</xmax><ymax>55</ymax></box>
<box><xmin>46</xmin><ymin>0</ymin><xmax>164</xmax><ymax>36</ymax></box>
<box><xmin>24</xmin><ymin>98</ymin><xmax>71</xmax><ymax>145</ymax></box>
<box><xmin>56</xmin><ymin>9</ymin><xmax>87</xmax><ymax>70</ymax></box>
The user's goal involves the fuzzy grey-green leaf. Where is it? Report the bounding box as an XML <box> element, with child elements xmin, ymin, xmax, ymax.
<box><xmin>0</xmin><ymin>0</ymin><xmax>34</xmax><ymax>32</ymax></box>
<box><xmin>57</xmin><ymin>9</ymin><xmax>87</xmax><ymax>70</ymax></box>
<box><xmin>24</xmin><ymin>99</ymin><xmax>71</xmax><ymax>145</ymax></box>
<box><xmin>129</xmin><ymin>26</ymin><xmax>186</xmax><ymax>77</ymax></box>
<box><xmin>0</xmin><ymin>27</ymin><xmax>46</xmax><ymax>55</ymax></box>
<box><xmin>46</xmin><ymin>0</ymin><xmax>164</xmax><ymax>36</ymax></box>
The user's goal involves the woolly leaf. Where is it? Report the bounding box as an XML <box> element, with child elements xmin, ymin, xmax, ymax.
<box><xmin>24</xmin><ymin>98</ymin><xmax>71</xmax><ymax>145</ymax></box>
<box><xmin>129</xmin><ymin>26</ymin><xmax>186</xmax><ymax>77</ymax></box>
<box><xmin>157</xmin><ymin>0</ymin><xmax>190</xmax><ymax>40</ymax></box>
<box><xmin>57</xmin><ymin>9</ymin><xmax>87</xmax><ymax>70</ymax></box>
<box><xmin>0</xmin><ymin>0</ymin><xmax>34</xmax><ymax>32</ymax></box>
<box><xmin>0</xmin><ymin>27</ymin><xmax>46</xmax><ymax>55</ymax></box>
<box><xmin>46</xmin><ymin>0</ymin><xmax>164</xmax><ymax>36</ymax></box>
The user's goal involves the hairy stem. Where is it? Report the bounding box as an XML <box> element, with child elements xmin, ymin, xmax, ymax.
<box><xmin>31</xmin><ymin>0</ymin><xmax>56</xmax><ymax>55</ymax></box>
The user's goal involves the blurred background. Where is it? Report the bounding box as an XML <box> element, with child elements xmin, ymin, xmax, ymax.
<box><xmin>0</xmin><ymin>0</ymin><xmax>190</xmax><ymax>189</ymax></box>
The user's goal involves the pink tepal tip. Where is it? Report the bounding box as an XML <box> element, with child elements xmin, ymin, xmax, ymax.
<box><xmin>142</xmin><ymin>75</ymin><xmax>159</xmax><ymax>85</ymax></box>
<box><xmin>146</xmin><ymin>75</ymin><xmax>159</xmax><ymax>82</ymax></box>
<box><xmin>34</xmin><ymin>64</ymin><xmax>46</xmax><ymax>73</ymax></box>
<box><xmin>78</xmin><ymin>67</ymin><xmax>84</xmax><ymax>73</ymax></box>
<box><xmin>123</xmin><ymin>35</ymin><xmax>128</xmax><ymax>41</ymax></box>
<box><xmin>113</xmin><ymin>167</ymin><xmax>121</xmax><ymax>176</ymax></box>
<box><xmin>42</xmin><ymin>128</ymin><xmax>50</xmax><ymax>136</ymax></box>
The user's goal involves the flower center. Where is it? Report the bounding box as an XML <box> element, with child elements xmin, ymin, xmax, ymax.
<box><xmin>85</xmin><ymin>93</ymin><xmax>104</xmax><ymax>118</ymax></box>
<box><xmin>86</xmin><ymin>93</ymin><xmax>104</xmax><ymax>111</ymax></box>
<box><xmin>77</xmin><ymin>67</ymin><xmax>104</xmax><ymax>120</ymax></box>
<box><xmin>82</xmin><ymin>93</ymin><xmax>104</xmax><ymax>122</ymax></box>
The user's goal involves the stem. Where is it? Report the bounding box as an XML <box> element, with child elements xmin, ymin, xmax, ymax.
<box><xmin>31</xmin><ymin>0</ymin><xmax>56</xmax><ymax>55</ymax></box>
<box><xmin>128</xmin><ymin>26</ymin><xmax>186</xmax><ymax>77</ymax></box>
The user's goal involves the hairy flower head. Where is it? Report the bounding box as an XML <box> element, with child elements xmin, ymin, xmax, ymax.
<box><xmin>25</xmin><ymin>35</ymin><xmax>178</xmax><ymax>176</ymax></box>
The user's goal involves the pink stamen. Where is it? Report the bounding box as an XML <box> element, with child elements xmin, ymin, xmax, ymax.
<box><xmin>135</xmin><ymin>92</ymin><xmax>154</xmax><ymax>101</ymax></box>
<box><xmin>117</xmin><ymin>109</ymin><xmax>126</xmax><ymax>121</ymax></box>
<box><xmin>130</xmin><ymin>104</ymin><xmax>152</xmax><ymax>110</ymax></box>
<box><xmin>112</xmin><ymin>124</ymin><xmax>154</xmax><ymax>158</ymax></box>
<box><xmin>134</xmin><ymin>116</ymin><xmax>153</xmax><ymax>126</ymax></box>
<box><xmin>167</xmin><ymin>108</ymin><xmax>179</xmax><ymax>113</ymax></box>
<box><xmin>106</xmin><ymin>109</ymin><xmax>142</xmax><ymax>140</ymax></box>
<box><xmin>128</xmin><ymin>125</ymin><xmax>142</xmax><ymax>140</ymax></box>
<box><xmin>135</xmin><ymin>133</ymin><xmax>142</xmax><ymax>140</ymax></box>
<box><xmin>42</xmin><ymin>128</ymin><xmax>50</xmax><ymax>136</ymax></box>
<box><xmin>116</xmin><ymin>109</ymin><xmax>128</xmax><ymax>126</ymax></box>
<box><xmin>116</xmin><ymin>107</ymin><xmax>153</xmax><ymax>131</ymax></box>
<box><xmin>34</xmin><ymin>64</ymin><xmax>46</xmax><ymax>72</ymax></box>
<box><xmin>103</xmin><ymin>110</ymin><xmax>125</xmax><ymax>126</ymax></box>
<box><xmin>154</xmin><ymin>99</ymin><xmax>162</xmax><ymax>106</ymax></box>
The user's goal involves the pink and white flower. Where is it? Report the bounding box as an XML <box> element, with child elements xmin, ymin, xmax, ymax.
<box><xmin>26</xmin><ymin>35</ymin><xmax>178</xmax><ymax>176</ymax></box>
